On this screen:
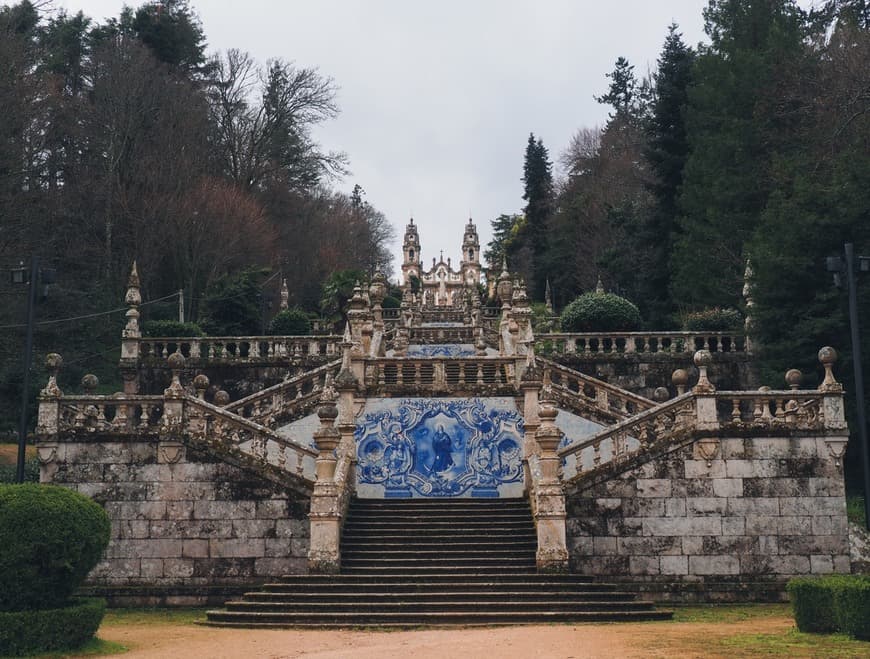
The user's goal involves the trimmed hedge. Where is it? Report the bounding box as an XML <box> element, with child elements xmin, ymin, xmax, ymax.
<box><xmin>788</xmin><ymin>575</ymin><xmax>870</xmax><ymax>639</ymax></box>
<box><xmin>142</xmin><ymin>319</ymin><xmax>204</xmax><ymax>337</ymax></box>
<box><xmin>269</xmin><ymin>308</ymin><xmax>312</xmax><ymax>335</ymax></box>
<box><xmin>560</xmin><ymin>292</ymin><xmax>641</xmax><ymax>332</ymax></box>
<box><xmin>682</xmin><ymin>307</ymin><xmax>743</xmax><ymax>332</ymax></box>
<box><xmin>0</xmin><ymin>597</ymin><xmax>106</xmax><ymax>656</ymax></box>
<box><xmin>0</xmin><ymin>484</ymin><xmax>111</xmax><ymax>611</ymax></box>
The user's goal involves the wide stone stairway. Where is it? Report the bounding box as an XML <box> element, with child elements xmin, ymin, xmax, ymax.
<box><xmin>204</xmin><ymin>498</ymin><xmax>671</xmax><ymax>627</ymax></box>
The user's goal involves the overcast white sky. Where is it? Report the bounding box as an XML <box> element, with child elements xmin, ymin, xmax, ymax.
<box><xmin>60</xmin><ymin>0</ymin><xmax>712</xmax><ymax>272</ymax></box>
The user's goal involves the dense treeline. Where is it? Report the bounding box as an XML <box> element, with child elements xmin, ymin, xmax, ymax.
<box><xmin>0</xmin><ymin>0</ymin><xmax>394</xmax><ymax>428</ymax></box>
<box><xmin>489</xmin><ymin>0</ymin><xmax>870</xmax><ymax>488</ymax></box>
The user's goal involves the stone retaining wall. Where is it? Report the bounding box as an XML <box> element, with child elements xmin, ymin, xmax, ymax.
<box><xmin>41</xmin><ymin>436</ymin><xmax>310</xmax><ymax>606</ymax></box>
<box><xmin>566</xmin><ymin>433</ymin><xmax>850</xmax><ymax>602</ymax></box>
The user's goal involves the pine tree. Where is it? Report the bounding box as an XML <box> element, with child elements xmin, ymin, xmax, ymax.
<box><xmin>521</xmin><ymin>133</ymin><xmax>554</xmax><ymax>300</ymax></box>
<box><xmin>672</xmin><ymin>0</ymin><xmax>806</xmax><ymax>309</ymax></box>
<box><xmin>640</xmin><ymin>25</ymin><xmax>695</xmax><ymax>325</ymax></box>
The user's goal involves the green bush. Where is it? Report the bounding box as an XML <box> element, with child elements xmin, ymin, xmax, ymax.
<box><xmin>682</xmin><ymin>307</ymin><xmax>743</xmax><ymax>332</ymax></box>
<box><xmin>0</xmin><ymin>597</ymin><xmax>106</xmax><ymax>656</ymax></box>
<box><xmin>142</xmin><ymin>319</ymin><xmax>205</xmax><ymax>337</ymax></box>
<box><xmin>560</xmin><ymin>292</ymin><xmax>641</xmax><ymax>332</ymax></box>
<box><xmin>269</xmin><ymin>308</ymin><xmax>312</xmax><ymax>335</ymax></box>
<box><xmin>382</xmin><ymin>295</ymin><xmax>401</xmax><ymax>309</ymax></box>
<box><xmin>788</xmin><ymin>575</ymin><xmax>870</xmax><ymax>639</ymax></box>
<box><xmin>833</xmin><ymin>575</ymin><xmax>870</xmax><ymax>639</ymax></box>
<box><xmin>787</xmin><ymin>576</ymin><xmax>839</xmax><ymax>633</ymax></box>
<box><xmin>0</xmin><ymin>484</ymin><xmax>111</xmax><ymax>611</ymax></box>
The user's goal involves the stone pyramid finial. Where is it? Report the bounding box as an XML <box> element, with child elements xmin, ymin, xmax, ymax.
<box><xmin>280</xmin><ymin>278</ymin><xmax>289</xmax><ymax>310</ymax></box>
<box><xmin>595</xmin><ymin>276</ymin><xmax>605</xmax><ymax>294</ymax></box>
<box><xmin>125</xmin><ymin>261</ymin><xmax>141</xmax><ymax>306</ymax></box>
<box><xmin>545</xmin><ymin>279</ymin><xmax>553</xmax><ymax>313</ymax></box>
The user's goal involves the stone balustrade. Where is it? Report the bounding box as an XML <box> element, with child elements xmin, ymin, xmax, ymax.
<box><xmin>421</xmin><ymin>309</ymin><xmax>467</xmax><ymax>324</ymax></box>
<box><xmin>53</xmin><ymin>395</ymin><xmax>165</xmax><ymax>434</ymax></box>
<box><xmin>186</xmin><ymin>397</ymin><xmax>318</xmax><ymax>482</ymax></box>
<box><xmin>557</xmin><ymin>393</ymin><xmax>697</xmax><ymax>481</ymax></box>
<box><xmin>539</xmin><ymin>357</ymin><xmax>654</xmax><ymax>424</ymax></box>
<box><xmin>225</xmin><ymin>360</ymin><xmax>341</xmax><ymax>425</ymax></box>
<box><xmin>364</xmin><ymin>357</ymin><xmax>516</xmax><ymax>393</ymax></box>
<box><xmin>138</xmin><ymin>335</ymin><xmax>342</xmax><ymax>365</ymax></box>
<box><xmin>538</xmin><ymin>331</ymin><xmax>749</xmax><ymax>356</ymax></box>
<box><xmin>713</xmin><ymin>390</ymin><xmax>824</xmax><ymax>429</ymax></box>
<box><xmin>409</xmin><ymin>326</ymin><xmax>476</xmax><ymax>344</ymax></box>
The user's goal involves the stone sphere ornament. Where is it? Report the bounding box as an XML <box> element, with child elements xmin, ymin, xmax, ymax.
<box><xmin>193</xmin><ymin>374</ymin><xmax>210</xmax><ymax>390</ymax></box>
<box><xmin>214</xmin><ymin>390</ymin><xmax>230</xmax><ymax>406</ymax></box>
<box><xmin>167</xmin><ymin>351</ymin><xmax>185</xmax><ymax>370</ymax></box>
<box><xmin>785</xmin><ymin>369</ymin><xmax>802</xmax><ymax>390</ymax></box>
<box><xmin>653</xmin><ymin>387</ymin><xmax>670</xmax><ymax>403</ymax></box>
<box><xmin>45</xmin><ymin>352</ymin><xmax>63</xmax><ymax>372</ymax></box>
<box><xmin>693</xmin><ymin>349</ymin><xmax>713</xmax><ymax>368</ymax></box>
<box><xmin>671</xmin><ymin>369</ymin><xmax>689</xmax><ymax>388</ymax></box>
<box><xmin>81</xmin><ymin>374</ymin><xmax>99</xmax><ymax>393</ymax></box>
<box><xmin>818</xmin><ymin>346</ymin><xmax>837</xmax><ymax>366</ymax></box>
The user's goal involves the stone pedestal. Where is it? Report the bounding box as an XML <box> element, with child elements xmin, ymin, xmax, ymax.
<box><xmin>533</xmin><ymin>394</ymin><xmax>569</xmax><ymax>572</ymax></box>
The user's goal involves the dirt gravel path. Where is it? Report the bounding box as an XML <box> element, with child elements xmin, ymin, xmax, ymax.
<box><xmin>95</xmin><ymin>617</ymin><xmax>795</xmax><ymax>659</ymax></box>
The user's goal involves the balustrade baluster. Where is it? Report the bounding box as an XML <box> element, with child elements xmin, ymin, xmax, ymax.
<box><xmin>457</xmin><ymin>363</ymin><xmax>465</xmax><ymax>385</ymax></box>
<box><xmin>774</xmin><ymin>398</ymin><xmax>785</xmax><ymax>419</ymax></box>
<box><xmin>476</xmin><ymin>363</ymin><xmax>484</xmax><ymax>385</ymax></box>
<box><xmin>414</xmin><ymin>363</ymin><xmax>421</xmax><ymax>385</ymax></box>
<box><xmin>593</xmin><ymin>440</ymin><xmax>601</xmax><ymax>466</ymax></box>
<box><xmin>731</xmin><ymin>398</ymin><xmax>742</xmax><ymax>422</ymax></box>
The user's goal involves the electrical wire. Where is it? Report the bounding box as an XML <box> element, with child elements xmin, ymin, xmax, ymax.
<box><xmin>0</xmin><ymin>292</ymin><xmax>181</xmax><ymax>329</ymax></box>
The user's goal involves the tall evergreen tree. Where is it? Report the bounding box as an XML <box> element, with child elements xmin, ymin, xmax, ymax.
<box><xmin>671</xmin><ymin>0</ymin><xmax>806</xmax><ymax>309</ymax></box>
<box><xmin>521</xmin><ymin>133</ymin><xmax>554</xmax><ymax>300</ymax></box>
<box><xmin>639</xmin><ymin>25</ymin><xmax>695</xmax><ymax>325</ymax></box>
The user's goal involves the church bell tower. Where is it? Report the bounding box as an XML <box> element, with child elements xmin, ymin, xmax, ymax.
<box><xmin>460</xmin><ymin>218</ymin><xmax>481</xmax><ymax>286</ymax></box>
<box><xmin>402</xmin><ymin>218</ymin><xmax>421</xmax><ymax>286</ymax></box>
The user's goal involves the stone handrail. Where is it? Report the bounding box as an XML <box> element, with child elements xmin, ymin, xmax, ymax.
<box><xmin>538</xmin><ymin>331</ymin><xmax>750</xmax><ymax>355</ymax></box>
<box><xmin>54</xmin><ymin>395</ymin><xmax>165</xmax><ymax>434</ymax></box>
<box><xmin>557</xmin><ymin>392</ymin><xmax>697</xmax><ymax>481</ymax></box>
<box><xmin>364</xmin><ymin>356</ymin><xmax>517</xmax><ymax>393</ymax></box>
<box><xmin>421</xmin><ymin>310</ymin><xmax>467</xmax><ymax>324</ymax></box>
<box><xmin>410</xmin><ymin>326</ymin><xmax>475</xmax><ymax>344</ymax></box>
<box><xmin>225</xmin><ymin>359</ymin><xmax>341</xmax><ymax>426</ymax></box>
<box><xmin>539</xmin><ymin>357</ymin><xmax>654</xmax><ymax>424</ymax></box>
<box><xmin>138</xmin><ymin>335</ymin><xmax>342</xmax><ymax>365</ymax></box>
<box><xmin>713</xmin><ymin>390</ymin><xmax>824</xmax><ymax>429</ymax></box>
<box><xmin>185</xmin><ymin>396</ymin><xmax>317</xmax><ymax>482</ymax></box>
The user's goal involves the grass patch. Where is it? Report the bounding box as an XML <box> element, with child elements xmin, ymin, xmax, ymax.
<box><xmin>721</xmin><ymin>629</ymin><xmax>869</xmax><ymax>657</ymax></box>
<box><xmin>102</xmin><ymin>608</ymin><xmax>208</xmax><ymax>626</ymax></box>
<box><xmin>672</xmin><ymin>603</ymin><xmax>791</xmax><ymax>623</ymax></box>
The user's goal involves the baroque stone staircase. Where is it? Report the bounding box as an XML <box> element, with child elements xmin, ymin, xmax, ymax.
<box><xmin>204</xmin><ymin>498</ymin><xmax>672</xmax><ymax>627</ymax></box>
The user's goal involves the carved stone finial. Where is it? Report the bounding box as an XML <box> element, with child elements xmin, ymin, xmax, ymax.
<box><xmin>279</xmin><ymin>278</ymin><xmax>289</xmax><ymax>311</ymax></box>
<box><xmin>545</xmin><ymin>279</ymin><xmax>553</xmax><ymax>313</ymax></box>
<box><xmin>193</xmin><ymin>374</ymin><xmax>210</xmax><ymax>399</ymax></box>
<box><xmin>818</xmin><ymin>346</ymin><xmax>842</xmax><ymax>391</ymax></box>
<box><xmin>595</xmin><ymin>276</ymin><xmax>605</xmax><ymax>294</ymax></box>
<box><xmin>164</xmin><ymin>351</ymin><xmax>186</xmax><ymax>398</ymax></box>
<box><xmin>81</xmin><ymin>373</ymin><xmax>99</xmax><ymax>394</ymax></box>
<box><xmin>123</xmin><ymin>261</ymin><xmax>142</xmax><ymax>339</ymax></box>
<box><xmin>672</xmin><ymin>368</ymin><xmax>689</xmax><ymax>395</ymax></box>
<box><xmin>653</xmin><ymin>387</ymin><xmax>670</xmax><ymax>403</ymax></box>
<box><xmin>692</xmin><ymin>350</ymin><xmax>715</xmax><ymax>393</ymax></box>
<box><xmin>369</xmin><ymin>272</ymin><xmax>387</xmax><ymax>308</ymax></box>
<box><xmin>785</xmin><ymin>369</ymin><xmax>802</xmax><ymax>390</ymax></box>
<box><xmin>214</xmin><ymin>390</ymin><xmax>230</xmax><ymax>406</ymax></box>
<box><xmin>40</xmin><ymin>353</ymin><xmax>63</xmax><ymax>398</ymax></box>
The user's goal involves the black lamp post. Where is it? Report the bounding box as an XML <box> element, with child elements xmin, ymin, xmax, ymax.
<box><xmin>10</xmin><ymin>256</ymin><xmax>55</xmax><ymax>483</ymax></box>
<box><xmin>826</xmin><ymin>243</ymin><xmax>870</xmax><ymax>529</ymax></box>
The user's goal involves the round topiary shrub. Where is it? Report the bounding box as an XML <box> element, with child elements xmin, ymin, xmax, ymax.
<box><xmin>142</xmin><ymin>319</ymin><xmax>204</xmax><ymax>337</ymax></box>
<box><xmin>381</xmin><ymin>295</ymin><xmax>401</xmax><ymax>309</ymax></box>
<box><xmin>269</xmin><ymin>308</ymin><xmax>311</xmax><ymax>335</ymax></box>
<box><xmin>682</xmin><ymin>307</ymin><xmax>743</xmax><ymax>332</ymax></box>
<box><xmin>560</xmin><ymin>292</ymin><xmax>642</xmax><ymax>332</ymax></box>
<box><xmin>0</xmin><ymin>484</ymin><xmax>111</xmax><ymax>611</ymax></box>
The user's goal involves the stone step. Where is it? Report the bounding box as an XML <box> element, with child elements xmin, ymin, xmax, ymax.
<box><xmin>222</xmin><ymin>599</ymin><xmax>655</xmax><ymax>614</ymax></box>
<box><xmin>341</xmin><ymin>549</ymin><xmax>534</xmax><ymax>561</ymax></box>
<box><xmin>242</xmin><ymin>590</ymin><xmax>638</xmax><ymax>603</ymax></box>
<box><xmin>341</xmin><ymin>540</ymin><xmax>537</xmax><ymax>550</ymax></box>
<box><xmin>271</xmin><ymin>574</ymin><xmax>602</xmax><ymax>587</ymax></box>
<box><xmin>203</xmin><ymin>609</ymin><xmax>673</xmax><ymax>627</ymax></box>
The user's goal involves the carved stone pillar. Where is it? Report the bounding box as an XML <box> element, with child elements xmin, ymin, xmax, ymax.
<box><xmin>533</xmin><ymin>392</ymin><xmax>569</xmax><ymax>572</ymax></box>
<box><xmin>120</xmin><ymin>261</ymin><xmax>142</xmax><ymax>394</ymax></box>
<box><xmin>308</xmin><ymin>387</ymin><xmax>343</xmax><ymax>574</ymax></box>
<box><xmin>520</xmin><ymin>366</ymin><xmax>542</xmax><ymax>496</ymax></box>
<box><xmin>692</xmin><ymin>349</ymin><xmax>718</xmax><ymax>431</ymax></box>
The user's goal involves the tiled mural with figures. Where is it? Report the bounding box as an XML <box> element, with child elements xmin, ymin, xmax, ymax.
<box><xmin>355</xmin><ymin>397</ymin><xmax>525</xmax><ymax>498</ymax></box>
<box><xmin>405</xmin><ymin>344</ymin><xmax>476</xmax><ymax>357</ymax></box>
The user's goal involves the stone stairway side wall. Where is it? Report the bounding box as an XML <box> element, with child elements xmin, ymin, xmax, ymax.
<box><xmin>566</xmin><ymin>433</ymin><xmax>849</xmax><ymax>603</ymax></box>
<box><xmin>41</xmin><ymin>435</ymin><xmax>311</xmax><ymax>606</ymax></box>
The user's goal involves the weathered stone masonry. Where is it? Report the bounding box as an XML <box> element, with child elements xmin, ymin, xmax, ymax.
<box><xmin>566</xmin><ymin>433</ymin><xmax>850</xmax><ymax>602</ymax></box>
<box><xmin>41</xmin><ymin>436</ymin><xmax>310</xmax><ymax>606</ymax></box>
